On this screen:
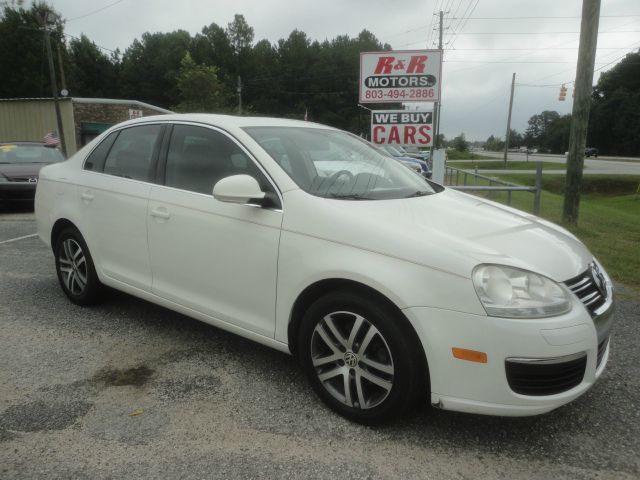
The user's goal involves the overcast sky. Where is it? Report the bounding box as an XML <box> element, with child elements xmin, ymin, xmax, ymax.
<box><xmin>51</xmin><ymin>0</ymin><xmax>640</xmax><ymax>141</ymax></box>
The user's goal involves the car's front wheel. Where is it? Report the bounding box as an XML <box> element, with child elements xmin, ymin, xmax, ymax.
<box><xmin>54</xmin><ymin>227</ymin><xmax>103</xmax><ymax>305</ymax></box>
<box><xmin>298</xmin><ymin>290</ymin><xmax>428</xmax><ymax>424</ymax></box>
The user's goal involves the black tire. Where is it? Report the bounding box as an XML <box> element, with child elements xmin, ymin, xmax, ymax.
<box><xmin>54</xmin><ymin>227</ymin><xmax>103</xmax><ymax>305</ymax></box>
<box><xmin>298</xmin><ymin>289</ymin><xmax>428</xmax><ymax>424</ymax></box>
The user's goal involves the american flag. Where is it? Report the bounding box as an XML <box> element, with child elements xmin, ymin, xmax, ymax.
<box><xmin>43</xmin><ymin>130</ymin><xmax>60</xmax><ymax>146</ymax></box>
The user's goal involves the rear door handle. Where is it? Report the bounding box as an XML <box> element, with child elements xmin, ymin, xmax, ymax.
<box><xmin>150</xmin><ymin>207</ymin><xmax>170</xmax><ymax>220</ymax></box>
<box><xmin>81</xmin><ymin>191</ymin><xmax>94</xmax><ymax>203</ymax></box>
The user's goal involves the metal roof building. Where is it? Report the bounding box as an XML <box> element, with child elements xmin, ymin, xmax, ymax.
<box><xmin>0</xmin><ymin>97</ymin><xmax>172</xmax><ymax>156</ymax></box>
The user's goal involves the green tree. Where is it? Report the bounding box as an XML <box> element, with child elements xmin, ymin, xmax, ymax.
<box><xmin>67</xmin><ymin>34</ymin><xmax>119</xmax><ymax>97</ymax></box>
<box><xmin>545</xmin><ymin>114</ymin><xmax>571</xmax><ymax>154</ymax></box>
<box><xmin>508</xmin><ymin>128</ymin><xmax>523</xmax><ymax>148</ymax></box>
<box><xmin>588</xmin><ymin>50</ymin><xmax>640</xmax><ymax>156</ymax></box>
<box><xmin>226</xmin><ymin>14</ymin><xmax>254</xmax><ymax>57</ymax></box>
<box><xmin>451</xmin><ymin>133</ymin><xmax>469</xmax><ymax>152</ymax></box>
<box><xmin>0</xmin><ymin>2</ymin><xmax>66</xmax><ymax>98</ymax></box>
<box><xmin>484</xmin><ymin>135</ymin><xmax>505</xmax><ymax>152</ymax></box>
<box><xmin>524</xmin><ymin>110</ymin><xmax>561</xmax><ymax>152</ymax></box>
<box><xmin>120</xmin><ymin>30</ymin><xmax>192</xmax><ymax>107</ymax></box>
<box><xmin>174</xmin><ymin>53</ymin><xmax>227</xmax><ymax>112</ymax></box>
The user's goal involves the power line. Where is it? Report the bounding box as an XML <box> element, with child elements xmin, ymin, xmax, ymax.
<box><xmin>447</xmin><ymin>47</ymin><xmax>627</xmax><ymax>50</ymax></box>
<box><xmin>448</xmin><ymin>14</ymin><xmax>640</xmax><ymax>19</ymax></box>
<box><xmin>444</xmin><ymin>60</ymin><xmax>610</xmax><ymax>63</ymax></box>
<box><xmin>522</xmin><ymin>41</ymin><xmax>640</xmax><ymax>85</ymax></box>
<box><xmin>443</xmin><ymin>0</ymin><xmax>471</xmax><ymax>46</ymax></box>
<box><xmin>447</xmin><ymin>0</ymin><xmax>479</xmax><ymax>49</ymax></box>
<box><xmin>61</xmin><ymin>32</ymin><xmax>118</xmax><ymax>54</ymax></box>
<box><xmin>66</xmin><ymin>0</ymin><xmax>127</xmax><ymax>22</ymax></box>
<box><xmin>450</xmin><ymin>30</ymin><xmax>640</xmax><ymax>35</ymax></box>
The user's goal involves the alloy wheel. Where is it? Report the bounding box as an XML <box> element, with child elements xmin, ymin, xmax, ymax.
<box><xmin>58</xmin><ymin>238</ymin><xmax>88</xmax><ymax>295</ymax></box>
<box><xmin>310</xmin><ymin>311</ymin><xmax>395</xmax><ymax>409</ymax></box>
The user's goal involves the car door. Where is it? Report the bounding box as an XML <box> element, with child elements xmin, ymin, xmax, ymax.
<box><xmin>79</xmin><ymin>123</ymin><xmax>164</xmax><ymax>291</ymax></box>
<box><xmin>147</xmin><ymin>123</ymin><xmax>283</xmax><ymax>337</ymax></box>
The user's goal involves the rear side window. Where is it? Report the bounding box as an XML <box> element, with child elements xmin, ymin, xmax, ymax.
<box><xmin>164</xmin><ymin>125</ymin><xmax>269</xmax><ymax>195</ymax></box>
<box><xmin>102</xmin><ymin>125</ymin><xmax>163</xmax><ymax>182</ymax></box>
<box><xmin>84</xmin><ymin>132</ymin><xmax>118</xmax><ymax>172</ymax></box>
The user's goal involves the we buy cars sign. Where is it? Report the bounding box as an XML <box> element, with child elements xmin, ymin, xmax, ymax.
<box><xmin>371</xmin><ymin>110</ymin><xmax>433</xmax><ymax>146</ymax></box>
<box><xmin>359</xmin><ymin>50</ymin><xmax>442</xmax><ymax>103</ymax></box>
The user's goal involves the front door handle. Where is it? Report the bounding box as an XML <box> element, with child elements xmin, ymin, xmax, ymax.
<box><xmin>150</xmin><ymin>207</ymin><xmax>170</xmax><ymax>220</ymax></box>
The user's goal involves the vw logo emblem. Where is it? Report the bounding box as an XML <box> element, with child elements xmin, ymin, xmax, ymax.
<box><xmin>590</xmin><ymin>263</ymin><xmax>606</xmax><ymax>296</ymax></box>
<box><xmin>344</xmin><ymin>351</ymin><xmax>359</xmax><ymax>368</ymax></box>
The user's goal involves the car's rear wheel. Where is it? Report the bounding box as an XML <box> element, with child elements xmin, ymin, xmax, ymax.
<box><xmin>54</xmin><ymin>227</ymin><xmax>103</xmax><ymax>305</ymax></box>
<box><xmin>298</xmin><ymin>290</ymin><xmax>428</xmax><ymax>424</ymax></box>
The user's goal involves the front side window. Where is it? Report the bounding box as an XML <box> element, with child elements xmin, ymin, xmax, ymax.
<box><xmin>165</xmin><ymin>125</ymin><xmax>269</xmax><ymax>195</ymax></box>
<box><xmin>102</xmin><ymin>124</ymin><xmax>163</xmax><ymax>182</ymax></box>
<box><xmin>244</xmin><ymin>127</ymin><xmax>435</xmax><ymax>200</ymax></box>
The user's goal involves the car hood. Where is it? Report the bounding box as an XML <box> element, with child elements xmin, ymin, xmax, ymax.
<box><xmin>282</xmin><ymin>188</ymin><xmax>592</xmax><ymax>281</ymax></box>
<box><xmin>0</xmin><ymin>163</ymin><xmax>47</xmax><ymax>178</ymax></box>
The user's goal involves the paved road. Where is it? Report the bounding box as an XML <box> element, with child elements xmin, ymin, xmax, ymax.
<box><xmin>473</xmin><ymin>151</ymin><xmax>640</xmax><ymax>175</ymax></box>
<box><xmin>1</xmin><ymin>211</ymin><xmax>639</xmax><ymax>479</ymax></box>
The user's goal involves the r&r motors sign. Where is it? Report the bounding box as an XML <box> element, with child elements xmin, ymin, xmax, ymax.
<box><xmin>371</xmin><ymin>110</ymin><xmax>433</xmax><ymax>146</ymax></box>
<box><xmin>359</xmin><ymin>50</ymin><xmax>442</xmax><ymax>103</ymax></box>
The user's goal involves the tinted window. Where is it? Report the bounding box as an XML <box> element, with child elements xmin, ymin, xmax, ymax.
<box><xmin>84</xmin><ymin>132</ymin><xmax>118</xmax><ymax>171</ymax></box>
<box><xmin>103</xmin><ymin>125</ymin><xmax>163</xmax><ymax>182</ymax></box>
<box><xmin>165</xmin><ymin>125</ymin><xmax>268</xmax><ymax>195</ymax></box>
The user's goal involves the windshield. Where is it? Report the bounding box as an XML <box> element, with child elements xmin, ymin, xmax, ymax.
<box><xmin>383</xmin><ymin>145</ymin><xmax>402</xmax><ymax>157</ymax></box>
<box><xmin>0</xmin><ymin>144</ymin><xmax>64</xmax><ymax>164</ymax></box>
<box><xmin>244</xmin><ymin>127</ymin><xmax>435</xmax><ymax>200</ymax></box>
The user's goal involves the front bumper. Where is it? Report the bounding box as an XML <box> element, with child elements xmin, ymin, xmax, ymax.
<box><xmin>403</xmin><ymin>294</ymin><xmax>614</xmax><ymax>416</ymax></box>
<box><xmin>0</xmin><ymin>182</ymin><xmax>37</xmax><ymax>201</ymax></box>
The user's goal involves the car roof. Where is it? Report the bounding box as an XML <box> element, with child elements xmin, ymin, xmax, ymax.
<box><xmin>112</xmin><ymin>113</ymin><xmax>336</xmax><ymax>131</ymax></box>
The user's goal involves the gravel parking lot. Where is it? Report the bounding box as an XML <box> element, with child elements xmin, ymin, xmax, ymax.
<box><xmin>1</xmin><ymin>209</ymin><xmax>639</xmax><ymax>479</ymax></box>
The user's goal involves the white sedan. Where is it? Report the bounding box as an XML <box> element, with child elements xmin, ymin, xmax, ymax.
<box><xmin>35</xmin><ymin>114</ymin><xmax>614</xmax><ymax>423</ymax></box>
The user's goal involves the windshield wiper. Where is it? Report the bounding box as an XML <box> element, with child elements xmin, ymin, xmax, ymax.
<box><xmin>403</xmin><ymin>190</ymin><xmax>431</xmax><ymax>198</ymax></box>
<box><xmin>328</xmin><ymin>193</ymin><xmax>370</xmax><ymax>200</ymax></box>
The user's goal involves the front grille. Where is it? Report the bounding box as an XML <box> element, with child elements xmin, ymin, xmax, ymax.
<box><xmin>597</xmin><ymin>337</ymin><xmax>609</xmax><ymax>367</ymax></box>
<box><xmin>505</xmin><ymin>354</ymin><xmax>587</xmax><ymax>396</ymax></box>
<box><xmin>564</xmin><ymin>267</ymin><xmax>607</xmax><ymax>316</ymax></box>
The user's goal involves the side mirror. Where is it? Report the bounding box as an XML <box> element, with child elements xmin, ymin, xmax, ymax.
<box><xmin>213</xmin><ymin>174</ymin><xmax>266</xmax><ymax>205</ymax></box>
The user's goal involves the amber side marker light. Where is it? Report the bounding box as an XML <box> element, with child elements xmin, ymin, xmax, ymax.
<box><xmin>452</xmin><ymin>347</ymin><xmax>488</xmax><ymax>363</ymax></box>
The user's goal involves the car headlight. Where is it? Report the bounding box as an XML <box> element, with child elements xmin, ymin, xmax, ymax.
<box><xmin>472</xmin><ymin>264</ymin><xmax>572</xmax><ymax>318</ymax></box>
<box><xmin>0</xmin><ymin>175</ymin><xmax>9</xmax><ymax>183</ymax></box>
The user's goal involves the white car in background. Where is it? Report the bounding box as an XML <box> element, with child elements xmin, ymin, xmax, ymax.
<box><xmin>35</xmin><ymin>114</ymin><xmax>614</xmax><ymax>423</ymax></box>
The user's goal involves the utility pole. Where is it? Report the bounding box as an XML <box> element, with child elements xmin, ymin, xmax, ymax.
<box><xmin>503</xmin><ymin>72</ymin><xmax>516</xmax><ymax>167</ymax></box>
<box><xmin>563</xmin><ymin>0</ymin><xmax>601</xmax><ymax>225</ymax></box>
<box><xmin>433</xmin><ymin>10</ymin><xmax>444</xmax><ymax>150</ymax></box>
<box><xmin>39</xmin><ymin>12</ymin><xmax>67</xmax><ymax>157</ymax></box>
<box><xmin>56</xmin><ymin>42</ymin><xmax>67</xmax><ymax>92</ymax></box>
<box><xmin>237</xmin><ymin>76</ymin><xmax>242</xmax><ymax>115</ymax></box>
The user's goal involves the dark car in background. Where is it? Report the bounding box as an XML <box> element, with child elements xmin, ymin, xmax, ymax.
<box><xmin>378</xmin><ymin>145</ymin><xmax>432</xmax><ymax>179</ymax></box>
<box><xmin>585</xmin><ymin>147</ymin><xmax>599</xmax><ymax>158</ymax></box>
<box><xmin>0</xmin><ymin>142</ymin><xmax>65</xmax><ymax>203</ymax></box>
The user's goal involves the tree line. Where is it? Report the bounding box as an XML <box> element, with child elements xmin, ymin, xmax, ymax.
<box><xmin>2</xmin><ymin>3</ymin><xmax>638</xmax><ymax>155</ymax></box>
<box><xmin>0</xmin><ymin>2</ymin><xmax>395</xmax><ymax>133</ymax></box>
<box><xmin>483</xmin><ymin>50</ymin><xmax>640</xmax><ymax>157</ymax></box>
